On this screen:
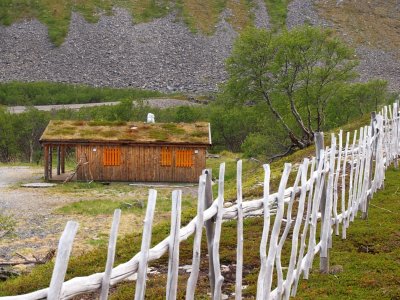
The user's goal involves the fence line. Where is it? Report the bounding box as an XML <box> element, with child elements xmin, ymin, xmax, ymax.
<box><xmin>2</xmin><ymin>103</ymin><xmax>399</xmax><ymax>300</ymax></box>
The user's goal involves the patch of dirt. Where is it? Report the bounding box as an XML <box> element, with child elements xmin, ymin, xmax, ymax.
<box><xmin>0</xmin><ymin>166</ymin><xmax>196</xmax><ymax>262</ymax></box>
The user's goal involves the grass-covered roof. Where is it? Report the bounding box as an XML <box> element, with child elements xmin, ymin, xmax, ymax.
<box><xmin>40</xmin><ymin>120</ymin><xmax>211</xmax><ymax>145</ymax></box>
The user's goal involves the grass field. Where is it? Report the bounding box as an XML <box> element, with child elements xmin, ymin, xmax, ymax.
<box><xmin>0</xmin><ymin>82</ymin><xmax>164</xmax><ymax>106</ymax></box>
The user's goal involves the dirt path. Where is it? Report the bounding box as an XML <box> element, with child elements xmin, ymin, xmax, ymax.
<box><xmin>7</xmin><ymin>98</ymin><xmax>199</xmax><ymax>114</ymax></box>
<box><xmin>0</xmin><ymin>166</ymin><xmax>196</xmax><ymax>262</ymax></box>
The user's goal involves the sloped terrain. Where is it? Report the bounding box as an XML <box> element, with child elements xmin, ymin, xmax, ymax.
<box><xmin>0</xmin><ymin>0</ymin><xmax>399</xmax><ymax>93</ymax></box>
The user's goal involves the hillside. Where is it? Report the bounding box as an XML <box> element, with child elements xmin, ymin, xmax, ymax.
<box><xmin>0</xmin><ymin>0</ymin><xmax>399</xmax><ymax>93</ymax></box>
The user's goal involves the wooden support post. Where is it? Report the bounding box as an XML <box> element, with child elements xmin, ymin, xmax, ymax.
<box><xmin>48</xmin><ymin>145</ymin><xmax>53</xmax><ymax>180</ymax></box>
<box><xmin>315</xmin><ymin>132</ymin><xmax>329</xmax><ymax>274</ymax></box>
<box><xmin>44</xmin><ymin>144</ymin><xmax>49</xmax><ymax>181</ymax></box>
<box><xmin>61</xmin><ymin>145</ymin><xmax>66</xmax><ymax>174</ymax></box>
<box><xmin>57</xmin><ymin>146</ymin><xmax>61</xmax><ymax>176</ymax></box>
<box><xmin>202</xmin><ymin>169</ymin><xmax>215</xmax><ymax>298</ymax></box>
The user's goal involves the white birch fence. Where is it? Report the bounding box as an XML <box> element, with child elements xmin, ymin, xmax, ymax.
<box><xmin>2</xmin><ymin>103</ymin><xmax>399</xmax><ymax>300</ymax></box>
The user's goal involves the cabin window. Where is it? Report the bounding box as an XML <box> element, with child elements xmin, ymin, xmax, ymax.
<box><xmin>103</xmin><ymin>147</ymin><xmax>121</xmax><ymax>166</ymax></box>
<box><xmin>161</xmin><ymin>147</ymin><xmax>172</xmax><ymax>167</ymax></box>
<box><xmin>175</xmin><ymin>149</ymin><xmax>194</xmax><ymax>168</ymax></box>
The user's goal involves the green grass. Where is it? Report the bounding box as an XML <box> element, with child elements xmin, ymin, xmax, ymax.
<box><xmin>56</xmin><ymin>199</ymin><xmax>146</xmax><ymax>215</ymax></box>
<box><xmin>0</xmin><ymin>0</ymin><xmax>171</xmax><ymax>46</ymax></box>
<box><xmin>1</xmin><ymin>162</ymin><xmax>399</xmax><ymax>298</ymax></box>
<box><xmin>0</xmin><ymin>82</ymin><xmax>164</xmax><ymax>106</ymax></box>
<box><xmin>0</xmin><ymin>0</ymin><xmax>257</xmax><ymax>45</ymax></box>
<box><xmin>264</xmin><ymin>0</ymin><xmax>291</xmax><ymax>30</ymax></box>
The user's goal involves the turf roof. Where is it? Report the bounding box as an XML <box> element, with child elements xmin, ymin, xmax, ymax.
<box><xmin>40</xmin><ymin>120</ymin><xmax>211</xmax><ymax>145</ymax></box>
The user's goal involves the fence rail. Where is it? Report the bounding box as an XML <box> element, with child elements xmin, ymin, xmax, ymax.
<box><xmin>2</xmin><ymin>102</ymin><xmax>399</xmax><ymax>300</ymax></box>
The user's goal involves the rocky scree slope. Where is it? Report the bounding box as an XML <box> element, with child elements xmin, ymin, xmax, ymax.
<box><xmin>0</xmin><ymin>0</ymin><xmax>399</xmax><ymax>93</ymax></box>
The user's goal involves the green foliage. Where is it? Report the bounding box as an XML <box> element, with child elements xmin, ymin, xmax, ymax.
<box><xmin>223</xmin><ymin>25</ymin><xmax>390</xmax><ymax>157</ymax></box>
<box><xmin>264</xmin><ymin>0</ymin><xmax>291</xmax><ymax>30</ymax></box>
<box><xmin>0</xmin><ymin>82</ymin><xmax>163</xmax><ymax>106</ymax></box>
<box><xmin>0</xmin><ymin>0</ymin><xmax>171</xmax><ymax>45</ymax></box>
<box><xmin>0</xmin><ymin>107</ymin><xmax>50</xmax><ymax>162</ymax></box>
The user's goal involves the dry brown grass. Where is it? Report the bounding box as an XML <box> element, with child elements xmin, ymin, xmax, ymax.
<box><xmin>180</xmin><ymin>0</ymin><xmax>224</xmax><ymax>34</ymax></box>
<box><xmin>226</xmin><ymin>0</ymin><xmax>252</xmax><ymax>31</ymax></box>
<box><xmin>316</xmin><ymin>0</ymin><xmax>400</xmax><ymax>54</ymax></box>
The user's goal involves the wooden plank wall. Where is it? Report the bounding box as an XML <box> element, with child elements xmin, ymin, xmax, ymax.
<box><xmin>76</xmin><ymin>144</ymin><xmax>206</xmax><ymax>182</ymax></box>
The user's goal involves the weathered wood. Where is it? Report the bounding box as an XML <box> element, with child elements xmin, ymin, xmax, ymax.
<box><xmin>292</xmin><ymin>158</ymin><xmax>316</xmax><ymax>296</ymax></box>
<box><xmin>202</xmin><ymin>169</ymin><xmax>215</xmax><ymax>297</ymax></box>
<box><xmin>60</xmin><ymin>145</ymin><xmax>65</xmax><ymax>174</ymax></box>
<box><xmin>304</xmin><ymin>152</ymin><xmax>326</xmax><ymax>278</ymax></box>
<box><xmin>333</xmin><ymin>130</ymin><xmax>342</xmax><ymax>236</ymax></box>
<box><xmin>264</xmin><ymin>163</ymin><xmax>292</xmax><ymax>299</ymax></box>
<box><xmin>186</xmin><ymin>174</ymin><xmax>206</xmax><ymax>300</ymax></box>
<box><xmin>48</xmin><ymin>221</ymin><xmax>79</xmax><ymax>300</ymax></box>
<box><xmin>314</xmin><ymin>132</ymin><xmax>329</xmax><ymax>273</ymax></box>
<box><xmin>166</xmin><ymin>190</ymin><xmax>182</xmax><ymax>300</ymax></box>
<box><xmin>320</xmin><ymin>134</ymin><xmax>336</xmax><ymax>274</ymax></box>
<box><xmin>212</xmin><ymin>163</ymin><xmax>225</xmax><ymax>300</ymax></box>
<box><xmin>284</xmin><ymin>159</ymin><xmax>309</xmax><ymax>299</ymax></box>
<box><xmin>235</xmin><ymin>160</ymin><xmax>244</xmax><ymax>300</ymax></box>
<box><xmin>48</xmin><ymin>145</ymin><xmax>53</xmax><ymax>180</ymax></box>
<box><xmin>56</xmin><ymin>146</ymin><xmax>61</xmax><ymax>176</ymax></box>
<box><xmin>44</xmin><ymin>144</ymin><xmax>49</xmax><ymax>181</ymax></box>
<box><xmin>100</xmin><ymin>209</ymin><xmax>121</xmax><ymax>300</ymax></box>
<box><xmin>276</xmin><ymin>166</ymin><xmax>302</xmax><ymax>298</ymax></box>
<box><xmin>256</xmin><ymin>164</ymin><xmax>270</xmax><ymax>299</ymax></box>
<box><xmin>135</xmin><ymin>190</ymin><xmax>157</xmax><ymax>300</ymax></box>
<box><xmin>341</xmin><ymin>132</ymin><xmax>350</xmax><ymax>239</ymax></box>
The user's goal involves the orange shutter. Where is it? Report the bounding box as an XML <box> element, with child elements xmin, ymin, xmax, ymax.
<box><xmin>161</xmin><ymin>147</ymin><xmax>172</xmax><ymax>166</ymax></box>
<box><xmin>176</xmin><ymin>149</ymin><xmax>193</xmax><ymax>168</ymax></box>
<box><xmin>103</xmin><ymin>147</ymin><xmax>121</xmax><ymax>166</ymax></box>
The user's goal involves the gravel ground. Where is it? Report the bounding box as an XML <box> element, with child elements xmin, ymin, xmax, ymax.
<box><xmin>0</xmin><ymin>166</ymin><xmax>197</xmax><ymax>260</ymax></box>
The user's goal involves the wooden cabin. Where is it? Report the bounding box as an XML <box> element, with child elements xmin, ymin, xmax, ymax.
<box><xmin>39</xmin><ymin>120</ymin><xmax>211</xmax><ymax>183</ymax></box>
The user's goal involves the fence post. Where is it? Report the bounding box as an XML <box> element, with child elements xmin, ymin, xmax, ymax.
<box><xmin>315</xmin><ymin>132</ymin><xmax>329</xmax><ymax>274</ymax></box>
<box><xmin>100</xmin><ymin>209</ymin><xmax>121</xmax><ymax>300</ymax></box>
<box><xmin>363</xmin><ymin>112</ymin><xmax>377</xmax><ymax>220</ymax></box>
<box><xmin>135</xmin><ymin>190</ymin><xmax>157</xmax><ymax>300</ymax></box>
<box><xmin>48</xmin><ymin>221</ymin><xmax>79</xmax><ymax>300</ymax></box>
<box><xmin>203</xmin><ymin>169</ymin><xmax>216</xmax><ymax>297</ymax></box>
